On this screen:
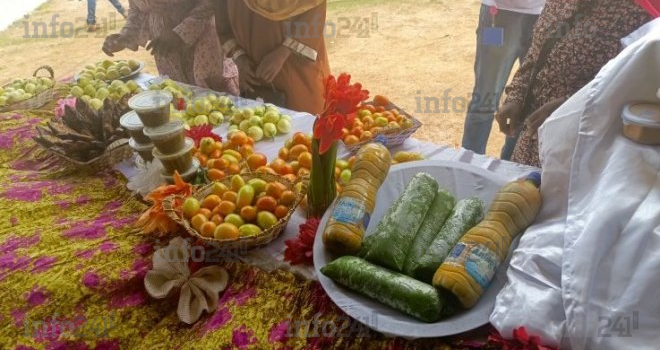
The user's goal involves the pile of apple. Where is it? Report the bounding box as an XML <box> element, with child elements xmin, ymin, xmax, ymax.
<box><xmin>182</xmin><ymin>176</ymin><xmax>299</xmax><ymax>240</ymax></box>
<box><xmin>0</xmin><ymin>76</ymin><xmax>54</xmax><ymax>107</ymax></box>
<box><xmin>177</xmin><ymin>94</ymin><xmax>235</xmax><ymax>128</ymax></box>
<box><xmin>342</xmin><ymin>95</ymin><xmax>415</xmax><ymax>146</ymax></box>
<box><xmin>148</xmin><ymin>79</ymin><xmax>193</xmax><ymax>100</ymax></box>
<box><xmin>70</xmin><ymin>79</ymin><xmax>141</xmax><ymax>110</ymax></box>
<box><xmin>77</xmin><ymin>59</ymin><xmax>141</xmax><ymax>82</ymax></box>
<box><xmin>227</xmin><ymin>105</ymin><xmax>292</xmax><ymax>142</ymax></box>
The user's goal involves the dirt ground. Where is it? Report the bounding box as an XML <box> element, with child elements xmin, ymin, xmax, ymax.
<box><xmin>0</xmin><ymin>0</ymin><xmax>508</xmax><ymax>157</ymax></box>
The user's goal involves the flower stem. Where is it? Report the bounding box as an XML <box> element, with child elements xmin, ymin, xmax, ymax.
<box><xmin>307</xmin><ymin>138</ymin><xmax>337</xmax><ymax>218</ymax></box>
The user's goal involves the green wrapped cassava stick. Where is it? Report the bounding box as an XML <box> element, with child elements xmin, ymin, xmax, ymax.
<box><xmin>412</xmin><ymin>197</ymin><xmax>484</xmax><ymax>283</ymax></box>
<box><xmin>360</xmin><ymin>173</ymin><xmax>439</xmax><ymax>271</ymax></box>
<box><xmin>403</xmin><ymin>188</ymin><xmax>456</xmax><ymax>276</ymax></box>
<box><xmin>320</xmin><ymin>256</ymin><xmax>444</xmax><ymax>322</ymax></box>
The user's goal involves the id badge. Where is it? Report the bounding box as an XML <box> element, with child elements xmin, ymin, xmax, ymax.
<box><xmin>482</xmin><ymin>27</ymin><xmax>504</xmax><ymax>47</ymax></box>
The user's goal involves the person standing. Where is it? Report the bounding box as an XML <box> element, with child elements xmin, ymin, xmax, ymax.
<box><xmin>213</xmin><ymin>0</ymin><xmax>331</xmax><ymax>115</ymax></box>
<box><xmin>87</xmin><ymin>0</ymin><xmax>127</xmax><ymax>32</ymax></box>
<box><xmin>495</xmin><ymin>0</ymin><xmax>653</xmax><ymax>167</ymax></box>
<box><xmin>101</xmin><ymin>0</ymin><xmax>239</xmax><ymax>94</ymax></box>
<box><xmin>462</xmin><ymin>0</ymin><xmax>544</xmax><ymax>159</ymax></box>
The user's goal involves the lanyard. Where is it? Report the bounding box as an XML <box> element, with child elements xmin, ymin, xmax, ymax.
<box><xmin>489</xmin><ymin>4</ymin><xmax>499</xmax><ymax>27</ymax></box>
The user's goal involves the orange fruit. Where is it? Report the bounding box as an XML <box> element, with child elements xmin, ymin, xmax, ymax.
<box><xmin>256</xmin><ymin>196</ymin><xmax>278</xmax><ymax>212</ymax></box>
<box><xmin>375</xmin><ymin>106</ymin><xmax>386</xmax><ymax>113</ymax></box>
<box><xmin>191</xmin><ymin>213</ymin><xmax>208</xmax><ymax>232</ymax></box>
<box><xmin>246</xmin><ymin>137</ymin><xmax>255</xmax><ymax>147</ymax></box>
<box><xmin>202</xmin><ymin>195</ymin><xmax>222</xmax><ymax>210</ymax></box>
<box><xmin>239</xmin><ymin>144</ymin><xmax>254</xmax><ymax>158</ymax></box>
<box><xmin>297</xmin><ymin>167</ymin><xmax>310</xmax><ymax>177</ymax></box>
<box><xmin>209</xmin><ymin>149</ymin><xmax>222</xmax><ymax>159</ymax></box>
<box><xmin>360</xmin><ymin>131</ymin><xmax>373</xmax><ymax>142</ymax></box>
<box><xmin>211</xmin><ymin>214</ymin><xmax>224</xmax><ymax>225</ymax></box>
<box><xmin>298</xmin><ymin>152</ymin><xmax>312</xmax><ymax>169</ymax></box>
<box><xmin>200</xmin><ymin>221</ymin><xmax>217</xmax><ymax>238</ymax></box>
<box><xmin>199</xmin><ymin>208</ymin><xmax>212</xmax><ymax>219</ymax></box>
<box><xmin>344</xmin><ymin>135</ymin><xmax>359</xmax><ymax>145</ymax></box>
<box><xmin>230</xmin><ymin>131</ymin><xmax>248</xmax><ymax>146</ymax></box>
<box><xmin>222</xmin><ymin>191</ymin><xmax>238</xmax><ymax>202</ymax></box>
<box><xmin>217</xmin><ymin>200</ymin><xmax>236</xmax><ymax>216</ymax></box>
<box><xmin>214</xmin><ymin>158</ymin><xmax>230</xmax><ymax>170</ymax></box>
<box><xmin>291</xmin><ymin>132</ymin><xmax>308</xmax><ymax>146</ymax></box>
<box><xmin>207</xmin><ymin>169</ymin><xmax>226</xmax><ymax>181</ymax></box>
<box><xmin>270</xmin><ymin>159</ymin><xmax>287</xmax><ymax>174</ymax></box>
<box><xmin>365</xmin><ymin>105</ymin><xmax>376</xmax><ymax>113</ymax></box>
<box><xmin>278</xmin><ymin>147</ymin><xmax>289</xmax><ymax>160</ymax></box>
<box><xmin>373</xmin><ymin>95</ymin><xmax>390</xmax><ymax>106</ymax></box>
<box><xmin>214</xmin><ymin>223</ymin><xmax>240</xmax><ymax>240</ymax></box>
<box><xmin>227</xmin><ymin>163</ymin><xmax>241</xmax><ymax>175</ymax></box>
<box><xmin>256</xmin><ymin>166</ymin><xmax>278</xmax><ymax>175</ymax></box>
<box><xmin>197</xmin><ymin>154</ymin><xmax>208</xmax><ymax>167</ymax></box>
<box><xmin>288</xmin><ymin>144</ymin><xmax>308</xmax><ymax>161</ymax></box>
<box><xmin>265</xmin><ymin>182</ymin><xmax>287</xmax><ymax>199</ymax></box>
<box><xmin>214</xmin><ymin>141</ymin><xmax>223</xmax><ymax>152</ymax></box>
<box><xmin>279</xmin><ymin>190</ymin><xmax>297</xmax><ymax>206</ymax></box>
<box><xmin>274</xmin><ymin>205</ymin><xmax>289</xmax><ymax>219</ymax></box>
<box><xmin>239</xmin><ymin>205</ymin><xmax>257</xmax><ymax>222</ymax></box>
<box><xmin>341</xmin><ymin>128</ymin><xmax>350</xmax><ymax>138</ymax></box>
<box><xmin>283</xmin><ymin>174</ymin><xmax>297</xmax><ymax>183</ymax></box>
<box><xmin>335</xmin><ymin>167</ymin><xmax>341</xmax><ymax>179</ymax></box>
<box><xmin>280</xmin><ymin>164</ymin><xmax>294</xmax><ymax>175</ymax></box>
<box><xmin>247</xmin><ymin>153</ymin><xmax>268</xmax><ymax>170</ymax></box>
<box><xmin>347</xmin><ymin>156</ymin><xmax>356</xmax><ymax>169</ymax></box>
<box><xmin>350</xmin><ymin>127</ymin><xmax>363</xmax><ymax>138</ymax></box>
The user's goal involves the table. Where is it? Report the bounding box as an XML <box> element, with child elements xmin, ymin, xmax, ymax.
<box><xmin>0</xmin><ymin>82</ymin><xmax>537</xmax><ymax>350</ymax></box>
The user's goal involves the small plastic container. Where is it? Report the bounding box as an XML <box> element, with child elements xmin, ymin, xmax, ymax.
<box><xmin>622</xmin><ymin>102</ymin><xmax>660</xmax><ymax>145</ymax></box>
<box><xmin>143</xmin><ymin>120</ymin><xmax>186</xmax><ymax>155</ymax></box>
<box><xmin>128</xmin><ymin>90</ymin><xmax>173</xmax><ymax>128</ymax></box>
<box><xmin>161</xmin><ymin>158</ymin><xmax>199</xmax><ymax>184</ymax></box>
<box><xmin>129</xmin><ymin>138</ymin><xmax>155</xmax><ymax>162</ymax></box>
<box><xmin>119</xmin><ymin>110</ymin><xmax>150</xmax><ymax>144</ymax></box>
<box><xmin>153</xmin><ymin>137</ymin><xmax>194</xmax><ymax>174</ymax></box>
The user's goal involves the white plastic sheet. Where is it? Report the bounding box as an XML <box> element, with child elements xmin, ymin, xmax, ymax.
<box><xmin>491</xmin><ymin>19</ymin><xmax>660</xmax><ymax>350</ymax></box>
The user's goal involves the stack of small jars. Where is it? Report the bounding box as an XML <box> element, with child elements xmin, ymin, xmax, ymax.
<box><xmin>126</xmin><ymin>90</ymin><xmax>199</xmax><ymax>183</ymax></box>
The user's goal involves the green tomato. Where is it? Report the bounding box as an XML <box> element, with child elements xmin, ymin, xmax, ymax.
<box><xmin>182</xmin><ymin>197</ymin><xmax>201</xmax><ymax>218</ymax></box>
<box><xmin>225</xmin><ymin>214</ymin><xmax>245</xmax><ymax>228</ymax></box>
<box><xmin>257</xmin><ymin>211</ymin><xmax>278</xmax><ymax>230</ymax></box>
<box><xmin>239</xmin><ymin>224</ymin><xmax>262</xmax><ymax>237</ymax></box>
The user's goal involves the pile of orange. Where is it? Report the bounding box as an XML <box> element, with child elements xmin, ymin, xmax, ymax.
<box><xmin>183</xmin><ymin>175</ymin><xmax>298</xmax><ymax>240</ymax></box>
<box><xmin>342</xmin><ymin>95</ymin><xmax>415</xmax><ymax>146</ymax></box>
<box><xmin>193</xmin><ymin>131</ymin><xmax>270</xmax><ymax>181</ymax></box>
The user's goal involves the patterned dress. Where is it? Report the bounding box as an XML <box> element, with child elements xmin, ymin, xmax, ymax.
<box><xmin>506</xmin><ymin>0</ymin><xmax>651</xmax><ymax>167</ymax></box>
<box><xmin>120</xmin><ymin>0</ymin><xmax>239</xmax><ymax>94</ymax></box>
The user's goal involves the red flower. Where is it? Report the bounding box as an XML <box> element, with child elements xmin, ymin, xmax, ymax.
<box><xmin>186</xmin><ymin>125</ymin><xmax>222</xmax><ymax>147</ymax></box>
<box><xmin>313</xmin><ymin>73</ymin><xmax>368</xmax><ymax>154</ymax></box>
<box><xmin>284</xmin><ymin>218</ymin><xmax>320</xmax><ymax>266</ymax></box>
<box><xmin>488</xmin><ymin>327</ymin><xmax>558</xmax><ymax>350</ymax></box>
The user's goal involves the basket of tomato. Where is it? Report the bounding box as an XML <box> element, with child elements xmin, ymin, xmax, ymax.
<box><xmin>341</xmin><ymin>95</ymin><xmax>421</xmax><ymax>153</ymax></box>
<box><xmin>163</xmin><ymin>172</ymin><xmax>305</xmax><ymax>250</ymax></box>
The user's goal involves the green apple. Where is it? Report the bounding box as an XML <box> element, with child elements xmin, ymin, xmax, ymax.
<box><xmin>279</xmin><ymin>114</ymin><xmax>292</xmax><ymax>123</ymax></box>
<box><xmin>102</xmin><ymin>59</ymin><xmax>114</xmax><ymax>69</ymax></box>
<box><xmin>119</xmin><ymin>66</ymin><xmax>132</xmax><ymax>76</ymax></box>
<box><xmin>106</xmin><ymin>70</ymin><xmax>120</xmax><ymax>80</ymax></box>
<box><xmin>248</xmin><ymin>115</ymin><xmax>262</xmax><ymax>127</ymax></box>
<box><xmin>24</xmin><ymin>83</ymin><xmax>36</xmax><ymax>94</ymax></box>
<box><xmin>263</xmin><ymin>123</ymin><xmax>277</xmax><ymax>138</ymax></box>
<box><xmin>241</xmin><ymin>108</ymin><xmax>255</xmax><ymax>119</ymax></box>
<box><xmin>96</xmin><ymin>88</ymin><xmax>110</xmax><ymax>100</ymax></box>
<box><xmin>118</xmin><ymin>86</ymin><xmax>131</xmax><ymax>97</ymax></box>
<box><xmin>83</xmin><ymin>85</ymin><xmax>96</xmax><ymax>97</ymax></box>
<box><xmin>262</xmin><ymin>110</ymin><xmax>280</xmax><ymax>124</ymax></box>
<box><xmin>35</xmin><ymin>85</ymin><xmax>47</xmax><ymax>94</ymax></box>
<box><xmin>70</xmin><ymin>86</ymin><xmax>84</xmax><ymax>97</ymax></box>
<box><xmin>194</xmin><ymin>114</ymin><xmax>209</xmax><ymax>126</ymax></box>
<box><xmin>149</xmin><ymin>84</ymin><xmax>161</xmax><ymax>91</ymax></box>
<box><xmin>276</xmin><ymin>119</ymin><xmax>292</xmax><ymax>134</ymax></box>
<box><xmin>39</xmin><ymin>77</ymin><xmax>53</xmax><ymax>88</ymax></box>
<box><xmin>89</xmin><ymin>98</ymin><xmax>104</xmax><ymax>110</ymax></box>
<box><xmin>94</xmin><ymin>72</ymin><xmax>106</xmax><ymax>81</ymax></box>
<box><xmin>247</xmin><ymin>125</ymin><xmax>264</xmax><ymax>141</ymax></box>
<box><xmin>128</xmin><ymin>59</ymin><xmax>140</xmax><ymax>70</ymax></box>
<box><xmin>239</xmin><ymin>120</ymin><xmax>250</xmax><ymax>132</ymax></box>
<box><xmin>209</xmin><ymin>111</ymin><xmax>224</xmax><ymax>125</ymax></box>
<box><xmin>230</xmin><ymin>114</ymin><xmax>243</xmax><ymax>125</ymax></box>
<box><xmin>254</xmin><ymin>105</ymin><xmax>265</xmax><ymax>116</ymax></box>
<box><xmin>80</xmin><ymin>95</ymin><xmax>92</xmax><ymax>104</ymax></box>
<box><xmin>126</xmin><ymin>80</ymin><xmax>139</xmax><ymax>92</ymax></box>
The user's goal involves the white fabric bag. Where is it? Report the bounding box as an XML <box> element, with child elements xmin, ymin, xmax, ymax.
<box><xmin>491</xmin><ymin>19</ymin><xmax>660</xmax><ymax>350</ymax></box>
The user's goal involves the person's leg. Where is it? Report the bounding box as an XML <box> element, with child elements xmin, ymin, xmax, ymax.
<box><xmin>462</xmin><ymin>6</ymin><xmax>523</xmax><ymax>155</ymax></box>
<box><xmin>500</xmin><ymin>13</ymin><xmax>539</xmax><ymax>160</ymax></box>
<box><xmin>87</xmin><ymin>0</ymin><xmax>96</xmax><ymax>25</ymax></box>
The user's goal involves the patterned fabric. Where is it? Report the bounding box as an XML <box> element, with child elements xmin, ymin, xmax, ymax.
<box><xmin>120</xmin><ymin>0</ymin><xmax>239</xmax><ymax>94</ymax></box>
<box><xmin>504</xmin><ymin>0</ymin><xmax>651</xmax><ymax>167</ymax></box>
<box><xmin>0</xmin><ymin>102</ymin><xmax>499</xmax><ymax>349</ymax></box>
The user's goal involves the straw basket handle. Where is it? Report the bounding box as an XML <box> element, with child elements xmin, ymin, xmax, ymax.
<box><xmin>163</xmin><ymin>194</ymin><xmax>186</xmax><ymax>223</ymax></box>
<box><xmin>33</xmin><ymin>65</ymin><xmax>55</xmax><ymax>80</ymax></box>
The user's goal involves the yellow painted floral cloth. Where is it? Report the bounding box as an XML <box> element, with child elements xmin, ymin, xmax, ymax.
<box><xmin>0</xmin><ymin>104</ymin><xmax>490</xmax><ymax>350</ymax></box>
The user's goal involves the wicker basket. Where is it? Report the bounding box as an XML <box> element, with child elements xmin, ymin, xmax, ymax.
<box><xmin>44</xmin><ymin>138</ymin><xmax>133</xmax><ymax>173</ymax></box>
<box><xmin>163</xmin><ymin>172</ymin><xmax>305</xmax><ymax>251</ymax></box>
<box><xmin>0</xmin><ymin>66</ymin><xmax>55</xmax><ymax>113</ymax></box>
<box><xmin>342</xmin><ymin>100</ymin><xmax>422</xmax><ymax>153</ymax></box>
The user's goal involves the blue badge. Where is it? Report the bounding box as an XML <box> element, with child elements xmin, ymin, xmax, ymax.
<box><xmin>482</xmin><ymin>27</ymin><xmax>504</xmax><ymax>47</ymax></box>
